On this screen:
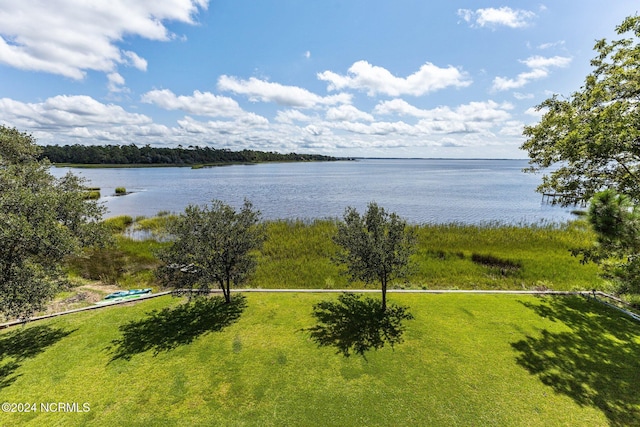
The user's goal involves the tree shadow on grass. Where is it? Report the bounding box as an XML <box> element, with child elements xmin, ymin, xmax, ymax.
<box><xmin>511</xmin><ymin>296</ymin><xmax>640</xmax><ymax>427</ymax></box>
<box><xmin>108</xmin><ymin>295</ymin><xmax>246</xmax><ymax>362</ymax></box>
<box><xmin>0</xmin><ymin>325</ymin><xmax>75</xmax><ymax>390</ymax></box>
<box><xmin>304</xmin><ymin>293</ymin><xmax>413</xmax><ymax>358</ymax></box>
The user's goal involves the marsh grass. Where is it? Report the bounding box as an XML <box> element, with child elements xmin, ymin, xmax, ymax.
<box><xmin>114</xmin><ymin>187</ymin><xmax>126</xmax><ymax>195</ymax></box>
<box><xmin>1</xmin><ymin>293</ymin><xmax>637</xmax><ymax>426</ymax></box>
<box><xmin>103</xmin><ymin>215</ymin><xmax>133</xmax><ymax>234</ymax></box>
<box><xmin>82</xmin><ymin>190</ymin><xmax>100</xmax><ymax>200</ymax></box>
<box><xmin>64</xmin><ymin>217</ymin><xmax>602</xmax><ymax>294</ymax></box>
<box><xmin>66</xmin><ymin>236</ymin><xmax>165</xmax><ymax>287</ymax></box>
<box><xmin>250</xmin><ymin>219</ymin><xmax>602</xmax><ymax>291</ymax></box>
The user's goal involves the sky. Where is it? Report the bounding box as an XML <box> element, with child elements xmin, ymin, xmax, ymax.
<box><xmin>0</xmin><ymin>1</ymin><xmax>638</xmax><ymax>158</ymax></box>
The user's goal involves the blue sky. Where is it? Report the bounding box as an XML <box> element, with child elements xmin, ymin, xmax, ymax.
<box><xmin>0</xmin><ymin>1</ymin><xmax>638</xmax><ymax>158</ymax></box>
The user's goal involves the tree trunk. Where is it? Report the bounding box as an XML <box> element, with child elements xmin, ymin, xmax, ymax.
<box><xmin>381</xmin><ymin>277</ymin><xmax>387</xmax><ymax>312</ymax></box>
<box><xmin>224</xmin><ymin>277</ymin><xmax>231</xmax><ymax>304</ymax></box>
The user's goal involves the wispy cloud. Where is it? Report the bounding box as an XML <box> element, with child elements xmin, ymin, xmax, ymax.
<box><xmin>492</xmin><ymin>55</ymin><xmax>572</xmax><ymax>91</ymax></box>
<box><xmin>537</xmin><ymin>40</ymin><xmax>566</xmax><ymax>50</ymax></box>
<box><xmin>318</xmin><ymin>60</ymin><xmax>471</xmax><ymax>97</ymax></box>
<box><xmin>458</xmin><ymin>7</ymin><xmax>536</xmax><ymax>29</ymax></box>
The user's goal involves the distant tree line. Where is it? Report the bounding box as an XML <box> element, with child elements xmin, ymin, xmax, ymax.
<box><xmin>39</xmin><ymin>144</ymin><xmax>344</xmax><ymax>165</ymax></box>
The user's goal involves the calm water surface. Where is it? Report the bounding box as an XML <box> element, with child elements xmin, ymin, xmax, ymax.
<box><xmin>51</xmin><ymin>159</ymin><xmax>575</xmax><ymax>224</ymax></box>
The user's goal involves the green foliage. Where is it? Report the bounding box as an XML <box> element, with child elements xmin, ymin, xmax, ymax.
<box><xmin>572</xmin><ymin>190</ymin><xmax>640</xmax><ymax>294</ymax></box>
<box><xmin>522</xmin><ymin>15</ymin><xmax>640</xmax><ymax>204</ymax></box>
<box><xmin>0</xmin><ymin>126</ymin><xmax>41</xmax><ymax>165</ymax></box>
<box><xmin>333</xmin><ymin>203</ymin><xmax>416</xmax><ymax>310</ymax></box>
<box><xmin>40</xmin><ymin>143</ymin><xmax>342</xmax><ymax>165</ymax></box>
<box><xmin>0</xmin><ymin>126</ymin><xmax>108</xmax><ymax>320</ymax></box>
<box><xmin>306</xmin><ymin>292</ymin><xmax>413</xmax><ymax>357</ymax></box>
<box><xmin>157</xmin><ymin>200</ymin><xmax>265</xmax><ymax>303</ymax></box>
<box><xmin>114</xmin><ymin>186</ymin><xmax>126</xmax><ymax>194</ymax></box>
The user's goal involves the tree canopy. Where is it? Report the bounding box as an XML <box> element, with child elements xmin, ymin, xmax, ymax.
<box><xmin>39</xmin><ymin>144</ymin><xmax>342</xmax><ymax>165</ymax></box>
<box><xmin>0</xmin><ymin>126</ymin><xmax>108</xmax><ymax>320</ymax></box>
<box><xmin>157</xmin><ymin>200</ymin><xmax>265</xmax><ymax>303</ymax></box>
<box><xmin>333</xmin><ymin>203</ymin><xmax>416</xmax><ymax>311</ymax></box>
<box><xmin>522</xmin><ymin>15</ymin><xmax>640</xmax><ymax>205</ymax></box>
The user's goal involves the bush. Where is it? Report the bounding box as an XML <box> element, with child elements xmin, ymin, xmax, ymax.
<box><xmin>115</xmin><ymin>187</ymin><xmax>126</xmax><ymax>195</ymax></box>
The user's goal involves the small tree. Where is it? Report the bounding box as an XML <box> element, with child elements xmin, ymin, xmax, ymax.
<box><xmin>0</xmin><ymin>126</ymin><xmax>108</xmax><ymax>320</ymax></box>
<box><xmin>333</xmin><ymin>202</ymin><xmax>416</xmax><ymax>311</ymax></box>
<box><xmin>157</xmin><ymin>200</ymin><xmax>265</xmax><ymax>303</ymax></box>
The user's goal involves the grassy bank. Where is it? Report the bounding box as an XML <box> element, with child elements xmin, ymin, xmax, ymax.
<box><xmin>248</xmin><ymin>219</ymin><xmax>602</xmax><ymax>291</ymax></box>
<box><xmin>1</xmin><ymin>293</ymin><xmax>638</xmax><ymax>426</ymax></box>
<box><xmin>66</xmin><ymin>218</ymin><xmax>603</xmax><ymax>293</ymax></box>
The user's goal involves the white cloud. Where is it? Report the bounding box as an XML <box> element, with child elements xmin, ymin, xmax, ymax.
<box><xmin>218</xmin><ymin>76</ymin><xmax>351</xmax><ymax>108</ymax></box>
<box><xmin>374</xmin><ymin>99</ymin><xmax>512</xmax><ymax>123</ymax></box>
<box><xmin>513</xmin><ymin>92</ymin><xmax>534</xmax><ymax>100</ymax></box>
<box><xmin>305</xmin><ymin>50</ymin><xmax>311</xmax><ymax>59</ymax></box>
<box><xmin>141</xmin><ymin>89</ymin><xmax>252</xmax><ymax>119</ymax></box>
<box><xmin>499</xmin><ymin>121</ymin><xmax>526</xmax><ymax>136</ymax></box>
<box><xmin>275</xmin><ymin>109</ymin><xmax>313</xmax><ymax>124</ymax></box>
<box><xmin>0</xmin><ymin>95</ymin><xmax>152</xmax><ymax>128</ymax></box>
<box><xmin>123</xmin><ymin>51</ymin><xmax>148</xmax><ymax>71</ymax></box>
<box><xmin>458</xmin><ymin>7</ymin><xmax>536</xmax><ymax>29</ymax></box>
<box><xmin>107</xmin><ymin>72</ymin><xmax>127</xmax><ymax>93</ymax></box>
<box><xmin>318</xmin><ymin>60</ymin><xmax>471</xmax><ymax>97</ymax></box>
<box><xmin>537</xmin><ymin>40</ymin><xmax>565</xmax><ymax>50</ymax></box>
<box><xmin>0</xmin><ymin>0</ymin><xmax>207</xmax><ymax>80</ymax></box>
<box><xmin>525</xmin><ymin>106</ymin><xmax>547</xmax><ymax>117</ymax></box>
<box><xmin>372</xmin><ymin>98</ymin><xmax>516</xmax><ymax>137</ymax></box>
<box><xmin>325</xmin><ymin>105</ymin><xmax>374</xmax><ymax>122</ymax></box>
<box><xmin>492</xmin><ymin>55</ymin><xmax>572</xmax><ymax>91</ymax></box>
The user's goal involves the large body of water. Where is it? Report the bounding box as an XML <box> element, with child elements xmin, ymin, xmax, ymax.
<box><xmin>51</xmin><ymin>159</ymin><xmax>576</xmax><ymax>224</ymax></box>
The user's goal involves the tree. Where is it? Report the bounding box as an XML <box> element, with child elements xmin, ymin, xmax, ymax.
<box><xmin>521</xmin><ymin>15</ymin><xmax>640</xmax><ymax>205</ymax></box>
<box><xmin>157</xmin><ymin>200</ymin><xmax>265</xmax><ymax>303</ymax></box>
<box><xmin>333</xmin><ymin>202</ymin><xmax>416</xmax><ymax>311</ymax></box>
<box><xmin>0</xmin><ymin>126</ymin><xmax>108</xmax><ymax>320</ymax></box>
<box><xmin>573</xmin><ymin>190</ymin><xmax>640</xmax><ymax>294</ymax></box>
<box><xmin>521</xmin><ymin>15</ymin><xmax>640</xmax><ymax>296</ymax></box>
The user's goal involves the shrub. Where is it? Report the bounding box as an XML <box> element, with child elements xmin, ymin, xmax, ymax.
<box><xmin>115</xmin><ymin>187</ymin><xmax>126</xmax><ymax>195</ymax></box>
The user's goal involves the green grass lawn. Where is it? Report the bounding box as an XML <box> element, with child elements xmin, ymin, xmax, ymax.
<box><xmin>2</xmin><ymin>293</ymin><xmax>638</xmax><ymax>426</ymax></box>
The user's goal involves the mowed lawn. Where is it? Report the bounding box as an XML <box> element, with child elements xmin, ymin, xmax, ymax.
<box><xmin>1</xmin><ymin>293</ymin><xmax>639</xmax><ymax>426</ymax></box>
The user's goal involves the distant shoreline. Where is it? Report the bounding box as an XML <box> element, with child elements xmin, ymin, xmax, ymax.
<box><xmin>51</xmin><ymin>159</ymin><xmax>356</xmax><ymax>169</ymax></box>
<box><xmin>39</xmin><ymin>143</ymin><xmax>355</xmax><ymax>167</ymax></box>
